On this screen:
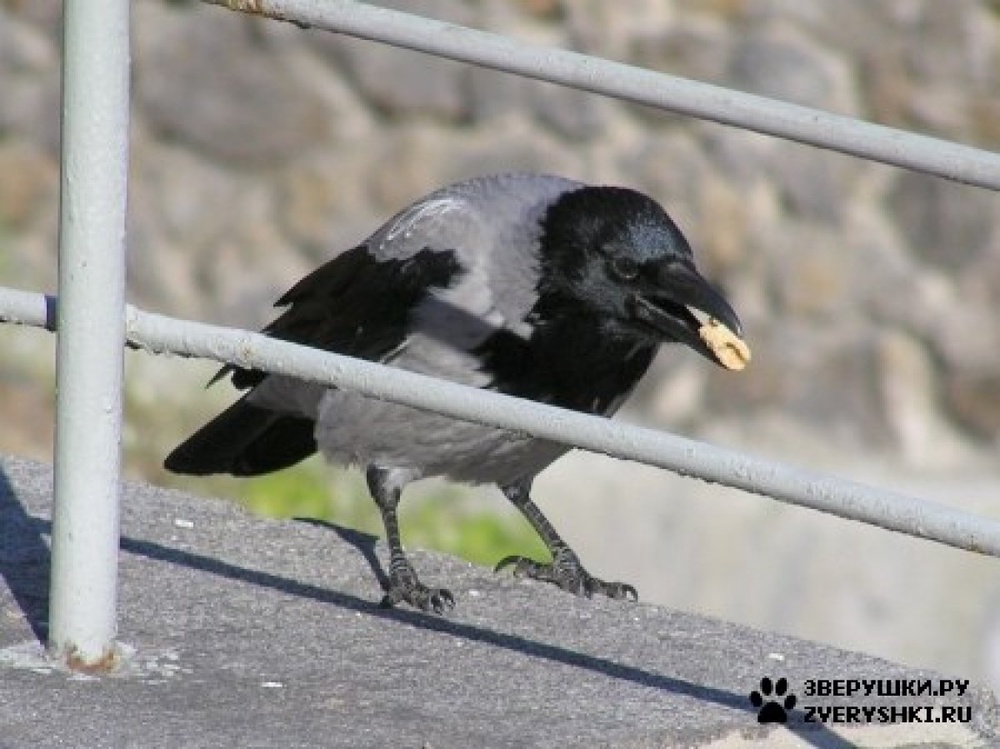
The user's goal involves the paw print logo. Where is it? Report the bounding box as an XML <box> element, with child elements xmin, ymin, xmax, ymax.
<box><xmin>749</xmin><ymin>677</ymin><xmax>797</xmax><ymax>724</ymax></box>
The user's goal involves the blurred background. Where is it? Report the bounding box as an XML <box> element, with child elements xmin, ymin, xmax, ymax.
<box><xmin>2</xmin><ymin>0</ymin><xmax>1000</xmax><ymax>690</ymax></box>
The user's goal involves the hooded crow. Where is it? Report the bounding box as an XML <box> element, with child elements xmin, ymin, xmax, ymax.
<box><xmin>165</xmin><ymin>173</ymin><xmax>745</xmax><ymax>614</ymax></box>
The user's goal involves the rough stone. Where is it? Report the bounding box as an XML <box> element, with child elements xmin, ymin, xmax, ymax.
<box><xmin>134</xmin><ymin>4</ymin><xmax>329</xmax><ymax>165</ymax></box>
<box><xmin>2</xmin><ymin>454</ymin><xmax>997</xmax><ymax>748</ymax></box>
<box><xmin>527</xmin><ymin>80</ymin><xmax>614</xmax><ymax>141</ymax></box>
<box><xmin>622</xmin><ymin>130</ymin><xmax>712</xmax><ymax>229</ymax></box>
<box><xmin>308</xmin><ymin>0</ymin><xmax>474</xmax><ymax>123</ymax></box>
<box><xmin>727</xmin><ymin>23</ymin><xmax>858</xmax><ymax>112</ymax></box>
<box><xmin>877</xmin><ymin>328</ymin><xmax>976</xmax><ymax>467</ymax></box>
<box><xmin>704</xmin><ymin>323</ymin><xmax>893</xmax><ymax>449</ymax></box>
<box><xmin>0</xmin><ymin>0</ymin><xmax>60</xmax><ymax>34</ymax></box>
<box><xmin>766</xmin><ymin>224</ymin><xmax>858</xmax><ymax>318</ymax></box>
<box><xmin>630</xmin><ymin>16</ymin><xmax>735</xmax><ymax>86</ymax></box>
<box><xmin>945</xmin><ymin>371</ymin><xmax>1000</xmax><ymax>444</ymax></box>
<box><xmin>0</xmin><ymin>141</ymin><xmax>57</xmax><ymax>230</ymax></box>
<box><xmin>886</xmin><ymin>171</ymin><xmax>998</xmax><ymax>271</ymax></box>
<box><xmin>0</xmin><ymin>10</ymin><xmax>59</xmax><ymax>146</ymax></box>
<box><xmin>363</xmin><ymin>119</ymin><xmax>579</xmax><ymax>215</ymax></box>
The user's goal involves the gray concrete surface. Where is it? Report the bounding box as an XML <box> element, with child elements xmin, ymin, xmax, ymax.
<box><xmin>532</xmin><ymin>443</ymin><xmax>1000</xmax><ymax>690</ymax></box>
<box><xmin>0</xmin><ymin>455</ymin><xmax>995</xmax><ymax>748</ymax></box>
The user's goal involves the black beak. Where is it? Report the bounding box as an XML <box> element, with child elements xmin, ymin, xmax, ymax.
<box><xmin>627</xmin><ymin>262</ymin><xmax>744</xmax><ymax>367</ymax></box>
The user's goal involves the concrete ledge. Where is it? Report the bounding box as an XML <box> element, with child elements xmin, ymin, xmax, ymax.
<box><xmin>1</xmin><ymin>455</ymin><xmax>995</xmax><ymax>748</ymax></box>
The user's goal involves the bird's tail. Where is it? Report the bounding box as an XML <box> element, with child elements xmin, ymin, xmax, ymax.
<box><xmin>164</xmin><ymin>396</ymin><xmax>317</xmax><ymax>477</ymax></box>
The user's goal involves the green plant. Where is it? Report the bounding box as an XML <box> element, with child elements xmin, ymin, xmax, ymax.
<box><xmin>119</xmin><ymin>352</ymin><xmax>548</xmax><ymax>569</ymax></box>
<box><xmin>238</xmin><ymin>459</ymin><xmax>547</xmax><ymax>567</ymax></box>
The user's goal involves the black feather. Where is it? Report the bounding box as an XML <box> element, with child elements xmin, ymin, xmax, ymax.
<box><xmin>215</xmin><ymin>245</ymin><xmax>463</xmax><ymax>389</ymax></box>
<box><xmin>164</xmin><ymin>396</ymin><xmax>317</xmax><ymax>476</ymax></box>
<box><xmin>168</xmin><ymin>245</ymin><xmax>462</xmax><ymax>478</ymax></box>
<box><xmin>476</xmin><ymin>318</ymin><xmax>656</xmax><ymax>414</ymax></box>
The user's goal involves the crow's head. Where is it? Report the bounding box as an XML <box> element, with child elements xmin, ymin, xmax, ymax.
<box><xmin>537</xmin><ymin>185</ymin><xmax>745</xmax><ymax>367</ymax></box>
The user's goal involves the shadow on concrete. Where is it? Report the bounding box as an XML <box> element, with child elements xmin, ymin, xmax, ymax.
<box><xmin>11</xmin><ymin>510</ymin><xmax>852</xmax><ymax>748</ymax></box>
<box><xmin>0</xmin><ymin>467</ymin><xmax>50</xmax><ymax>642</ymax></box>
<box><xmin>295</xmin><ymin>519</ymin><xmax>391</xmax><ymax>591</ymax></box>
<box><xmin>308</xmin><ymin>520</ymin><xmax>855</xmax><ymax>749</ymax></box>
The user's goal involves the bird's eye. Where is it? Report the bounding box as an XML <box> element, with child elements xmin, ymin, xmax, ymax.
<box><xmin>610</xmin><ymin>256</ymin><xmax>640</xmax><ymax>281</ymax></box>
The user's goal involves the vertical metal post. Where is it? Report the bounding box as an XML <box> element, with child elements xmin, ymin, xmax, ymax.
<box><xmin>49</xmin><ymin>0</ymin><xmax>131</xmax><ymax>668</ymax></box>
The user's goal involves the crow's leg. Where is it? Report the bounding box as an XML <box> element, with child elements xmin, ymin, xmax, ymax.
<box><xmin>366</xmin><ymin>466</ymin><xmax>455</xmax><ymax>614</ymax></box>
<box><xmin>495</xmin><ymin>477</ymin><xmax>637</xmax><ymax>601</ymax></box>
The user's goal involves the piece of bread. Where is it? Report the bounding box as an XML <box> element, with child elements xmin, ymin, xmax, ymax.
<box><xmin>699</xmin><ymin>319</ymin><xmax>751</xmax><ymax>371</ymax></box>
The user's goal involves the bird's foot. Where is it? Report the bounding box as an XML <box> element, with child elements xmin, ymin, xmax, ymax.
<box><xmin>495</xmin><ymin>549</ymin><xmax>637</xmax><ymax>601</ymax></box>
<box><xmin>380</xmin><ymin>564</ymin><xmax>455</xmax><ymax>614</ymax></box>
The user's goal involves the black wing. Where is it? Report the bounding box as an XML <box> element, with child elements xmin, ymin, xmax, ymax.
<box><xmin>163</xmin><ymin>396</ymin><xmax>318</xmax><ymax>476</ymax></box>
<box><xmin>222</xmin><ymin>244</ymin><xmax>463</xmax><ymax>388</ymax></box>
<box><xmin>165</xmin><ymin>244</ymin><xmax>463</xmax><ymax>477</ymax></box>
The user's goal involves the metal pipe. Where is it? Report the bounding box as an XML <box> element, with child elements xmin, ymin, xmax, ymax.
<box><xmin>4</xmin><ymin>286</ymin><xmax>999</xmax><ymax>557</ymax></box>
<box><xmin>203</xmin><ymin>0</ymin><xmax>1000</xmax><ymax>191</ymax></box>
<box><xmin>0</xmin><ymin>287</ymin><xmax>56</xmax><ymax>331</ymax></box>
<box><xmin>49</xmin><ymin>0</ymin><xmax>131</xmax><ymax>670</ymax></box>
<box><xmin>113</xmin><ymin>305</ymin><xmax>1000</xmax><ymax>559</ymax></box>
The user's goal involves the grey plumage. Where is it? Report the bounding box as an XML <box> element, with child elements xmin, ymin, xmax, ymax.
<box><xmin>258</xmin><ymin>174</ymin><xmax>579</xmax><ymax>485</ymax></box>
<box><xmin>166</xmin><ymin>173</ymin><xmax>745</xmax><ymax>613</ymax></box>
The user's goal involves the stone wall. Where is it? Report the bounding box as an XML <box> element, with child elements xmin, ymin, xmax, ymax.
<box><xmin>2</xmin><ymin>0</ymin><xmax>1000</xmax><ymax>464</ymax></box>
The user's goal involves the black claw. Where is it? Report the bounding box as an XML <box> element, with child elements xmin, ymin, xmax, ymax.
<box><xmin>380</xmin><ymin>584</ymin><xmax>455</xmax><ymax>613</ymax></box>
<box><xmin>494</xmin><ymin>555</ymin><xmax>519</xmax><ymax>573</ymax></box>
<box><xmin>431</xmin><ymin>589</ymin><xmax>456</xmax><ymax>614</ymax></box>
<box><xmin>494</xmin><ymin>555</ymin><xmax>540</xmax><ymax>577</ymax></box>
<box><xmin>495</xmin><ymin>553</ymin><xmax>638</xmax><ymax>602</ymax></box>
<box><xmin>597</xmin><ymin>581</ymin><xmax>638</xmax><ymax>601</ymax></box>
<box><xmin>380</xmin><ymin>567</ymin><xmax>455</xmax><ymax>614</ymax></box>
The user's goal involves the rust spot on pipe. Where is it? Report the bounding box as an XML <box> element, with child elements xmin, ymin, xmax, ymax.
<box><xmin>64</xmin><ymin>644</ymin><xmax>120</xmax><ymax>674</ymax></box>
<box><xmin>213</xmin><ymin>0</ymin><xmax>310</xmax><ymax>28</ymax></box>
<box><xmin>218</xmin><ymin>0</ymin><xmax>279</xmax><ymax>19</ymax></box>
<box><xmin>216</xmin><ymin>0</ymin><xmax>263</xmax><ymax>11</ymax></box>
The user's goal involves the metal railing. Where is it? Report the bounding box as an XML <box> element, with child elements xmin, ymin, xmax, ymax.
<box><xmin>49</xmin><ymin>0</ymin><xmax>130</xmax><ymax>669</ymax></box>
<box><xmin>2</xmin><ymin>0</ymin><xmax>1000</xmax><ymax>668</ymax></box>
